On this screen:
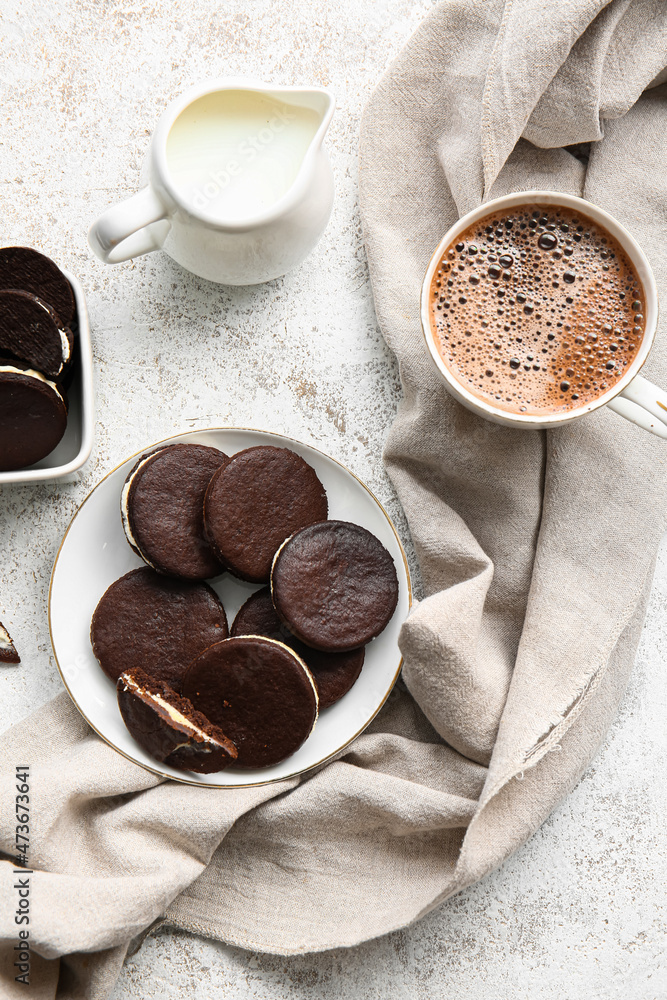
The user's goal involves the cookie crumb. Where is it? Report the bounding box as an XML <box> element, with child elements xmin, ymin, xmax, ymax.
<box><xmin>0</xmin><ymin>622</ymin><xmax>20</xmax><ymax>664</ymax></box>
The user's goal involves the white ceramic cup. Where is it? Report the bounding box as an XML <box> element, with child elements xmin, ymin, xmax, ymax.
<box><xmin>421</xmin><ymin>191</ymin><xmax>667</xmax><ymax>437</ymax></box>
<box><xmin>88</xmin><ymin>78</ymin><xmax>335</xmax><ymax>285</ymax></box>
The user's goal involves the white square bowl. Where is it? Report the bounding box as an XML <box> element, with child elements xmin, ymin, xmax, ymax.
<box><xmin>0</xmin><ymin>268</ymin><xmax>94</xmax><ymax>485</ymax></box>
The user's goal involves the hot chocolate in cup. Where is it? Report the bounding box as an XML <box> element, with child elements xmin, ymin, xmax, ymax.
<box><xmin>421</xmin><ymin>191</ymin><xmax>667</xmax><ymax>438</ymax></box>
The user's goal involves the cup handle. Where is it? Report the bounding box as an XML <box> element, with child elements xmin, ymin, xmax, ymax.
<box><xmin>88</xmin><ymin>186</ymin><xmax>169</xmax><ymax>264</ymax></box>
<box><xmin>607</xmin><ymin>374</ymin><xmax>667</xmax><ymax>439</ymax></box>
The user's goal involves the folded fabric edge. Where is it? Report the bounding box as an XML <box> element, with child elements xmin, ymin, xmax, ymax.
<box><xmin>481</xmin><ymin>548</ymin><xmax>657</xmax><ymax>807</ymax></box>
<box><xmin>421</xmin><ymin>552</ymin><xmax>655</xmax><ymax>917</ymax></box>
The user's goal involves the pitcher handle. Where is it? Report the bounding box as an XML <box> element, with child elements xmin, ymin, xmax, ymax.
<box><xmin>88</xmin><ymin>186</ymin><xmax>169</xmax><ymax>264</ymax></box>
<box><xmin>607</xmin><ymin>374</ymin><xmax>667</xmax><ymax>439</ymax></box>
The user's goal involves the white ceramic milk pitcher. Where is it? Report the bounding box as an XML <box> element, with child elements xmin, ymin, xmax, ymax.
<box><xmin>88</xmin><ymin>79</ymin><xmax>335</xmax><ymax>285</ymax></box>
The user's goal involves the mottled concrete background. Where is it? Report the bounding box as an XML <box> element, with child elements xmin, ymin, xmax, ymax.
<box><xmin>0</xmin><ymin>1</ymin><xmax>665</xmax><ymax>997</ymax></box>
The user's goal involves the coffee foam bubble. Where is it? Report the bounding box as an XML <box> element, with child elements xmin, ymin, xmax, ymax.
<box><xmin>429</xmin><ymin>205</ymin><xmax>644</xmax><ymax>415</ymax></box>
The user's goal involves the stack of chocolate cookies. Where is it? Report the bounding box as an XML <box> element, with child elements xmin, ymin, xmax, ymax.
<box><xmin>0</xmin><ymin>247</ymin><xmax>76</xmax><ymax>471</ymax></box>
<box><xmin>90</xmin><ymin>443</ymin><xmax>399</xmax><ymax>774</ymax></box>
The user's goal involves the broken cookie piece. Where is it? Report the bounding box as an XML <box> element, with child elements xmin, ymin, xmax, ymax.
<box><xmin>117</xmin><ymin>666</ymin><xmax>237</xmax><ymax>774</ymax></box>
<box><xmin>0</xmin><ymin>622</ymin><xmax>20</xmax><ymax>664</ymax></box>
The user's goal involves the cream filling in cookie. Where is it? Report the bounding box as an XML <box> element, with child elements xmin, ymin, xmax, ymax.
<box><xmin>0</xmin><ymin>364</ymin><xmax>65</xmax><ymax>403</ymax></box>
<box><xmin>120</xmin><ymin>450</ymin><xmax>166</xmax><ymax>568</ymax></box>
<box><xmin>59</xmin><ymin>326</ymin><xmax>71</xmax><ymax>367</ymax></box>
<box><xmin>119</xmin><ymin>671</ymin><xmax>221</xmax><ymax>749</ymax></box>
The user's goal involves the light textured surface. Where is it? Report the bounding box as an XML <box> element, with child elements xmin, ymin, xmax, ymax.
<box><xmin>0</xmin><ymin>0</ymin><xmax>664</xmax><ymax>997</ymax></box>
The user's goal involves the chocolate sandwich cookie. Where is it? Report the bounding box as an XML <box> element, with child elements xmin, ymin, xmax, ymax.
<box><xmin>271</xmin><ymin>520</ymin><xmax>399</xmax><ymax>652</ymax></box>
<box><xmin>122</xmin><ymin>443</ymin><xmax>229</xmax><ymax>580</ymax></box>
<box><xmin>182</xmin><ymin>636</ymin><xmax>318</xmax><ymax>768</ymax></box>
<box><xmin>203</xmin><ymin>445</ymin><xmax>328</xmax><ymax>583</ymax></box>
<box><xmin>0</xmin><ymin>289</ymin><xmax>73</xmax><ymax>379</ymax></box>
<box><xmin>90</xmin><ymin>567</ymin><xmax>228</xmax><ymax>689</ymax></box>
<box><xmin>0</xmin><ymin>622</ymin><xmax>20</xmax><ymax>664</ymax></box>
<box><xmin>0</xmin><ymin>246</ymin><xmax>75</xmax><ymax>327</ymax></box>
<box><xmin>117</xmin><ymin>666</ymin><xmax>237</xmax><ymax>774</ymax></box>
<box><xmin>0</xmin><ymin>365</ymin><xmax>68</xmax><ymax>471</ymax></box>
<box><xmin>232</xmin><ymin>588</ymin><xmax>364</xmax><ymax>709</ymax></box>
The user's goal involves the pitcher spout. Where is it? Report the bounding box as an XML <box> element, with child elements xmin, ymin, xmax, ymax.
<box><xmin>292</xmin><ymin>87</ymin><xmax>335</xmax><ymax>152</ymax></box>
<box><xmin>245</xmin><ymin>83</ymin><xmax>334</xmax><ymax>222</ymax></box>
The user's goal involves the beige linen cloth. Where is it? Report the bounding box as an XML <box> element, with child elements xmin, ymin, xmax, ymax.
<box><xmin>3</xmin><ymin>2</ymin><xmax>667</xmax><ymax>996</ymax></box>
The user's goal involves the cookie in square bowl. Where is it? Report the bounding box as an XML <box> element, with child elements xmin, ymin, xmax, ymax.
<box><xmin>0</xmin><ymin>253</ymin><xmax>94</xmax><ymax>485</ymax></box>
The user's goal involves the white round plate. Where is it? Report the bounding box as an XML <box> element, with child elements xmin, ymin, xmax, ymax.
<box><xmin>49</xmin><ymin>428</ymin><xmax>411</xmax><ymax>787</ymax></box>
